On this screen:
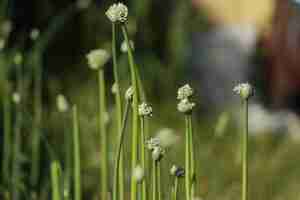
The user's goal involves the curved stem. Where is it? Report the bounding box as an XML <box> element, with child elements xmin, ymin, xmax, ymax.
<box><xmin>121</xmin><ymin>24</ymin><xmax>139</xmax><ymax>200</ymax></box>
<box><xmin>113</xmin><ymin>101</ymin><xmax>131</xmax><ymax>200</ymax></box>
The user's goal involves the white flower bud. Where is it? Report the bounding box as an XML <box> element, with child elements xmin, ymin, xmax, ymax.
<box><xmin>86</xmin><ymin>49</ymin><xmax>110</xmax><ymax>70</ymax></box>
<box><xmin>111</xmin><ymin>82</ymin><xmax>119</xmax><ymax>94</ymax></box>
<box><xmin>152</xmin><ymin>146</ymin><xmax>165</xmax><ymax>161</ymax></box>
<box><xmin>105</xmin><ymin>3</ymin><xmax>128</xmax><ymax>23</ymax></box>
<box><xmin>233</xmin><ymin>83</ymin><xmax>253</xmax><ymax>100</ymax></box>
<box><xmin>120</xmin><ymin>40</ymin><xmax>134</xmax><ymax>53</ymax></box>
<box><xmin>30</xmin><ymin>28</ymin><xmax>40</xmax><ymax>41</ymax></box>
<box><xmin>145</xmin><ymin>137</ymin><xmax>160</xmax><ymax>150</ymax></box>
<box><xmin>138</xmin><ymin>102</ymin><xmax>152</xmax><ymax>117</ymax></box>
<box><xmin>177</xmin><ymin>99</ymin><xmax>195</xmax><ymax>114</ymax></box>
<box><xmin>56</xmin><ymin>94</ymin><xmax>69</xmax><ymax>113</ymax></box>
<box><xmin>12</xmin><ymin>92</ymin><xmax>21</xmax><ymax>104</ymax></box>
<box><xmin>14</xmin><ymin>53</ymin><xmax>23</xmax><ymax>65</ymax></box>
<box><xmin>177</xmin><ymin>84</ymin><xmax>194</xmax><ymax>100</ymax></box>
<box><xmin>125</xmin><ymin>86</ymin><xmax>134</xmax><ymax>101</ymax></box>
<box><xmin>132</xmin><ymin>165</ymin><xmax>144</xmax><ymax>183</ymax></box>
<box><xmin>170</xmin><ymin>165</ymin><xmax>178</xmax><ymax>176</ymax></box>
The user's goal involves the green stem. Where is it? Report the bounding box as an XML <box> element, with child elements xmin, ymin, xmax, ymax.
<box><xmin>11</xmin><ymin>63</ymin><xmax>23</xmax><ymax>200</ymax></box>
<box><xmin>63</xmin><ymin>114</ymin><xmax>71</xmax><ymax>200</ymax></box>
<box><xmin>98</xmin><ymin>69</ymin><xmax>108</xmax><ymax>200</ymax></box>
<box><xmin>72</xmin><ymin>106</ymin><xmax>81</xmax><ymax>200</ymax></box>
<box><xmin>188</xmin><ymin>115</ymin><xmax>195</xmax><ymax>197</ymax></box>
<box><xmin>157</xmin><ymin>162</ymin><xmax>161</xmax><ymax>200</ymax></box>
<box><xmin>152</xmin><ymin>160</ymin><xmax>157</xmax><ymax>200</ymax></box>
<box><xmin>51</xmin><ymin>160</ymin><xmax>61</xmax><ymax>200</ymax></box>
<box><xmin>173</xmin><ymin>177</ymin><xmax>178</xmax><ymax>200</ymax></box>
<box><xmin>242</xmin><ymin>100</ymin><xmax>248</xmax><ymax>200</ymax></box>
<box><xmin>185</xmin><ymin>116</ymin><xmax>190</xmax><ymax>200</ymax></box>
<box><xmin>121</xmin><ymin>24</ymin><xmax>139</xmax><ymax>200</ymax></box>
<box><xmin>113</xmin><ymin>101</ymin><xmax>131</xmax><ymax>200</ymax></box>
<box><xmin>2</xmin><ymin>84</ymin><xmax>11</xmax><ymax>186</ymax></box>
<box><xmin>31</xmin><ymin>54</ymin><xmax>42</xmax><ymax>190</ymax></box>
<box><xmin>112</xmin><ymin>22</ymin><xmax>124</xmax><ymax>200</ymax></box>
<box><xmin>140</xmin><ymin>117</ymin><xmax>147</xmax><ymax>200</ymax></box>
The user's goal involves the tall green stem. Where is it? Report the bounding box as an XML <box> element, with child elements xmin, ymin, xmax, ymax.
<box><xmin>51</xmin><ymin>160</ymin><xmax>61</xmax><ymax>200</ymax></box>
<box><xmin>121</xmin><ymin>25</ymin><xmax>139</xmax><ymax>200</ymax></box>
<box><xmin>113</xmin><ymin>101</ymin><xmax>130</xmax><ymax>200</ymax></box>
<box><xmin>173</xmin><ymin>177</ymin><xmax>178</xmax><ymax>200</ymax></box>
<box><xmin>140</xmin><ymin>117</ymin><xmax>147</xmax><ymax>200</ymax></box>
<box><xmin>188</xmin><ymin>115</ymin><xmax>195</xmax><ymax>197</ymax></box>
<box><xmin>72</xmin><ymin>106</ymin><xmax>81</xmax><ymax>200</ymax></box>
<box><xmin>112</xmin><ymin>22</ymin><xmax>124</xmax><ymax>200</ymax></box>
<box><xmin>242</xmin><ymin>100</ymin><xmax>248</xmax><ymax>200</ymax></box>
<box><xmin>2</xmin><ymin>84</ymin><xmax>11</xmax><ymax>186</ymax></box>
<box><xmin>31</xmin><ymin>54</ymin><xmax>42</xmax><ymax>190</ymax></box>
<box><xmin>152</xmin><ymin>160</ymin><xmax>157</xmax><ymax>200</ymax></box>
<box><xmin>98</xmin><ymin>69</ymin><xmax>108</xmax><ymax>200</ymax></box>
<box><xmin>63</xmin><ymin>114</ymin><xmax>71</xmax><ymax>200</ymax></box>
<box><xmin>157</xmin><ymin>162</ymin><xmax>161</xmax><ymax>200</ymax></box>
<box><xmin>185</xmin><ymin>116</ymin><xmax>190</xmax><ymax>200</ymax></box>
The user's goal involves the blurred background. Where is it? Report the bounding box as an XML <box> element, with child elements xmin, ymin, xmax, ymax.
<box><xmin>1</xmin><ymin>0</ymin><xmax>300</xmax><ymax>199</ymax></box>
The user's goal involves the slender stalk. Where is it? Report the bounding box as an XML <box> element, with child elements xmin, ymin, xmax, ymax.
<box><xmin>11</xmin><ymin>62</ymin><xmax>23</xmax><ymax>200</ymax></box>
<box><xmin>113</xmin><ymin>101</ymin><xmax>131</xmax><ymax>200</ymax></box>
<box><xmin>2</xmin><ymin>84</ymin><xmax>11</xmax><ymax>185</ymax></box>
<box><xmin>173</xmin><ymin>177</ymin><xmax>178</xmax><ymax>200</ymax></box>
<box><xmin>188</xmin><ymin>115</ymin><xmax>195</xmax><ymax>197</ymax></box>
<box><xmin>112</xmin><ymin>22</ymin><xmax>124</xmax><ymax>200</ymax></box>
<box><xmin>63</xmin><ymin>114</ymin><xmax>71</xmax><ymax>200</ymax></box>
<box><xmin>51</xmin><ymin>160</ymin><xmax>61</xmax><ymax>200</ymax></box>
<box><xmin>152</xmin><ymin>160</ymin><xmax>157</xmax><ymax>200</ymax></box>
<box><xmin>98</xmin><ymin>69</ymin><xmax>108</xmax><ymax>200</ymax></box>
<box><xmin>72</xmin><ymin>106</ymin><xmax>81</xmax><ymax>200</ymax></box>
<box><xmin>140</xmin><ymin>117</ymin><xmax>147</xmax><ymax>200</ymax></box>
<box><xmin>157</xmin><ymin>162</ymin><xmax>161</xmax><ymax>200</ymax></box>
<box><xmin>242</xmin><ymin>100</ymin><xmax>248</xmax><ymax>200</ymax></box>
<box><xmin>121</xmin><ymin>25</ymin><xmax>139</xmax><ymax>200</ymax></box>
<box><xmin>31</xmin><ymin>54</ymin><xmax>42</xmax><ymax>190</ymax></box>
<box><xmin>185</xmin><ymin>116</ymin><xmax>190</xmax><ymax>200</ymax></box>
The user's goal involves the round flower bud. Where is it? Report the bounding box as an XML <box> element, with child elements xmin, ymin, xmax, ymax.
<box><xmin>170</xmin><ymin>165</ymin><xmax>185</xmax><ymax>177</ymax></box>
<box><xmin>132</xmin><ymin>165</ymin><xmax>144</xmax><ymax>183</ymax></box>
<box><xmin>125</xmin><ymin>86</ymin><xmax>134</xmax><ymax>101</ymax></box>
<box><xmin>12</xmin><ymin>92</ymin><xmax>21</xmax><ymax>104</ymax></box>
<box><xmin>121</xmin><ymin>40</ymin><xmax>134</xmax><ymax>53</ymax></box>
<box><xmin>177</xmin><ymin>98</ymin><xmax>196</xmax><ymax>114</ymax></box>
<box><xmin>152</xmin><ymin>146</ymin><xmax>165</xmax><ymax>161</ymax></box>
<box><xmin>86</xmin><ymin>49</ymin><xmax>110</xmax><ymax>70</ymax></box>
<box><xmin>56</xmin><ymin>94</ymin><xmax>69</xmax><ymax>113</ymax></box>
<box><xmin>145</xmin><ymin>137</ymin><xmax>160</xmax><ymax>150</ymax></box>
<box><xmin>30</xmin><ymin>28</ymin><xmax>40</xmax><ymax>41</ymax></box>
<box><xmin>156</xmin><ymin>128</ymin><xmax>179</xmax><ymax>148</ymax></box>
<box><xmin>105</xmin><ymin>3</ymin><xmax>128</xmax><ymax>23</ymax></box>
<box><xmin>233</xmin><ymin>83</ymin><xmax>253</xmax><ymax>100</ymax></box>
<box><xmin>111</xmin><ymin>82</ymin><xmax>119</xmax><ymax>94</ymax></box>
<box><xmin>14</xmin><ymin>53</ymin><xmax>23</xmax><ymax>65</ymax></box>
<box><xmin>138</xmin><ymin>102</ymin><xmax>153</xmax><ymax>117</ymax></box>
<box><xmin>177</xmin><ymin>84</ymin><xmax>194</xmax><ymax>100</ymax></box>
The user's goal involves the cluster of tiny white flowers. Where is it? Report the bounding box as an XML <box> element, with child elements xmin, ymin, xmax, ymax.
<box><xmin>120</xmin><ymin>40</ymin><xmax>134</xmax><ymax>53</ymax></box>
<box><xmin>30</xmin><ymin>28</ymin><xmax>40</xmax><ymax>41</ymax></box>
<box><xmin>177</xmin><ymin>98</ymin><xmax>195</xmax><ymax>114</ymax></box>
<box><xmin>138</xmin><ymin>102</ymin><xmax>152</xmax><ymax>117</ymax></box>
<box><xmin>105</xmin><ymin>3</ymin><xmax>128</xmax><ymax>23</ymax></box>
<box><xmin>56</xmin><ymin>94</ymin><xmax>69</xmax><ymax>113</ymax></box>
<box><xmin>177</xmin><ymin>84</ymin><xmax>196</xmax><ymax>114</ymax></box>
<box><xmin>12</xmin><ymin>92</ymin><xmax>21</xmax><ymax>104</ymax></box>
<box><xmin>170</xmin><ymin>165</ymin><xmax>185</xmax><ymax>177</ymax></box>
<box><xmin>125</xmin><ymin>86</ymin><xmax>134</xmax><ymax>101</ymax></box>
<box><xmin>156</xmin><ymin>128</ymin><xmax>178</xmax><ymax>148</ymax></box>
<box><xmin>86</xmin><ymin>49</ymin><xmax>110</xmax><ymax>70</ymax></box>
<box><xmin>233</xmin><ymin>82</ymin><xmax>253</xmax><ymax>100</ymax></box>
<box><xmin>146</xmin><ymin>137</ymin><xmax>165</xmax><ymax>161</ymax></box>
<box><xmin>132</xmin><ymin>165</ymin><xmax>144</xmax><ymax>183</ymax></box>
<box><xmin>177</xmin><ymin>84</ymin><xmax>193</xmax><ymax>100</ymax></box>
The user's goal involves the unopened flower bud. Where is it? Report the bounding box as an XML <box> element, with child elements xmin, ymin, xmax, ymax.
<box><xmin>233</xmin><ymin>83</ymin><xmax>253</xmax><ymax>100</ymax></box>
<box><xmin>86</xmin><ymin>49</ymin><xmax>110</xmax><ymax>70</ymax></box>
